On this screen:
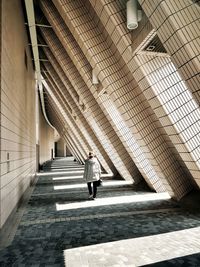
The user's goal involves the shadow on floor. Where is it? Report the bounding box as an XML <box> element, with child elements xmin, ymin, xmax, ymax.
<box><xmin>0</xmin><ymin>158</ymin><xmax>200</xmax><ymax>266</ymax></box>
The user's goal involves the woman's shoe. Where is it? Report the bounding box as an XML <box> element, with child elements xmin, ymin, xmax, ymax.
<box><xmin>88</xmin><ymin>195</ymin><xmax>93</xmax><ymax>200</ymax></box>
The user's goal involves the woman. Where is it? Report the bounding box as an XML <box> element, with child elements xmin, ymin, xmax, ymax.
<box><xmin>83</xmin><ymin>152</ymin><xmax>101</xmax><ymax>200</ymax></box>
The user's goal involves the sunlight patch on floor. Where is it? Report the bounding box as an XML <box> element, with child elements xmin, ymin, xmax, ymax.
<box><xmin>51</xmin><ymin>165</ymin><xmax>81</xmax><ymax>168</ymax></box>
<box><xmin>101</xmin><ymin>180</ymin><xmax>133</xmax><ymax>186</ymax></box>
<box><xmin>52</xmin><ymin>173</ymin><xmax>114</xmax><ymax>181</ymax></box>
<box><xmin>52</xmin><ymin>176</ymin><xmax>84</xmax><ymax>180</ymax></box>
<box><xmin>63</xmin><ymin>227</ymin><xmax>200</xmax><ymax>266</ymax></box>
<box><xmin>56</xmin><ymin>192</ymin><xmax>170</xmax><ymax>211</ymax></box>
<box><xmin>50</xmin><ymin>167</ymin><xmax>85</xmax><ymax>170</ymax></box>
<box><xmin>49</xmin><ymin>169</ymin><xmax>84</xmax><ymax>173</ymax></box>
<box><xmin>53</xmin><ymin>180</ymin><xmax>133</xmax><ymax>190</ymax></box>
<box><xmin>37</xmin><ymin>170</ymin><xmax>84</xmax><ymax>176</ymax></box>
<box><xmin>54</xmin><ymin>184</ymin><xmax>86</xmax><ymax>190</ymax></box>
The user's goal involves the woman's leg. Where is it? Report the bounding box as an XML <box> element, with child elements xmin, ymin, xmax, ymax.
<box><xmin>93</xmin><ymin>181</ymin><xmax>98</xmax><ymax>198</ymax></box>
<box><xmin>87</xmin><ymin>182</ymin><xmax>92</xmax><ymax>196</ymax></box>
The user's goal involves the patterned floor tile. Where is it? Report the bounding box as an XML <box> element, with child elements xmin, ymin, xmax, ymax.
<box><xmin>0</xmin><ymin>158</ymin><xmax>200</xmax><ymax>266</ymax></box>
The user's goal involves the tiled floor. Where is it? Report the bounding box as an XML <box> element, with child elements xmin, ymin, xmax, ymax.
<box><xmin>0</xmin><ymin>157</ymin><xmax>200</xmax><ymax>266</ymax></box>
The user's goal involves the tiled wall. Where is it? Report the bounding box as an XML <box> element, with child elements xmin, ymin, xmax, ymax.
<box><xmin>139</xmin><ymin>0</ymin><xmax>200</xmax><ymax>105</ymax></box>
<box><xmin>0</xmin><ymin>0</ymin><xmax>36</xmax><ymax>227</ymax></box>
<box><xmin>0</xmin><ymin>0</ymin><xmax>2</xmax><ymax>227</ymax></box>
<box><xmin>40</xmin><ymin>1</ymin><xmax>142</xmax><ymax>183</ymax></box>
<box><xmin>41</xmin><ymin>52</ymin><xmax>114</xmax><ymax>171</ymax></box>
<box><xmin>51</xmin><ymin>0</ymin><xmax>174</xmax><ymax>193</ymax></box>
<box><xmin>87</xmin><ymin>0</ymin><xmax>197</xmax><ymax>199</ymax></box>
<box><xmin>43</xmin><ymin>68</ymin><xmax>116</xmax><ymax>173</ymax></box>
<box><xmin>16</xmin><ymin>0</ymin><xmax>199</xmax><ymax>201</ymax></box>
<box><xmin>44</xmin><ymin>77</ymin><xmax>90</xmax><ymax>163</ymax></box>
<box><xmin>134</xmin><ymin>54</ymin><xmax>200</xmax><ymax>187</ymax></box>
<box><xmin>45</xmin><ymin>0</ymin><xmax>199</xmax><ymax>199</ymax></box>
<box><xmin>45</xmin><ymin>94</ymin><xmax>85</xmax><ymax>163</ymax></box>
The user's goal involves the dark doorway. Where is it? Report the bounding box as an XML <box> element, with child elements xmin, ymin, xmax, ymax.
<box><xmin>54</xmin><ymin>142</ymin><xmax>58</xmax><ymax>157</ymax></box>
<box><xmin>36</xmin><ymin>144</ymin><xmax>39</xmax><ymax>171</ymax></box>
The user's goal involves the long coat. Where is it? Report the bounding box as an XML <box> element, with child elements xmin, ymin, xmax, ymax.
<box><xmin>83</xmin><ymin>157</ymin><xmax>101</xmax><ymax>183</ymax></box>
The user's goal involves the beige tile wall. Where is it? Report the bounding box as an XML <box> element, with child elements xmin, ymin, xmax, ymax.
<box><xmin>44</xmin><ymin>76</ymin><xmax>89</xmax><ymax>163</ymax></box>
<box><xmin>134</xmin><ymin>54</ymin><xmax>200</xmax><ymax>185</ymax></box>
<box><xmin>39</xmin><ymin>4</ymin><xmax>141</xmax><ymax>184</ymax></box>
<box><xmin>39</xmin><ymin>2</ymin><xmax>142</xmax><ymax>183</ymax></box>
<box><xmin>45</xmin><ymin>95</ymin><xmax>84</xmax><ymax>163</ymax></box>
<box><xmin>16</xmin><ymin>0</ymin><xmax>198</xmax><ymax>200</ymax></box>
<box><xmin>42</xmin><ymin>58</ymin><xmax>115</xmax><ymax>174</ymax></box>
<box><xmin>139</xmin><ymin>0</ymin><xmax>200</xmax><ymax>105</ymax></box>
<box><xmin>81</xmin><ymin>0</ymin><xmax>199</xmax><ymax>198</ymax></box>
<box><xmin>0</xmin><ymin>0</ymin><xmax>36</xmax><ymax>227</ymax></box>
<box><xmin>0</xmin><ymin>0</ymin><xmax>2</xmax><ymax>225</ymax></box>
<box><xmin>48</xmin><ymin>0</ymin><xmax>200</xmax><ymax>199</ymax></box>
<box><xmin>52</xmin><ymin>0</ymin><xmax>172</xmax><ymax>192</ymax></box>
<box><xmin>51</xmin><ymin>0</ymin><xmax>162</xmax><ymax>191</ymax></box>
<box><xmin>44</xmin><ymin>71</ymin><xmax>92</xmax><ymax>162</ymax></box>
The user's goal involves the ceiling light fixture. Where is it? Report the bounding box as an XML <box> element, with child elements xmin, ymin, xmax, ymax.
<box><xmin>92</xmin><ymin>69</ymin><xmax>99</xmax><ymax>85</ymax></box>
<box><xmin>127</xmin><ymin>0</ymin><xmax>142</xmax><ymax>30</ymax></box>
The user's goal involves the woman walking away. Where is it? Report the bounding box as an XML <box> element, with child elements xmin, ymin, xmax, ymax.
<box><xmin>83</xmin><ymin>152</ymin><xmax>101</xmax><ymax>200</ymax></box>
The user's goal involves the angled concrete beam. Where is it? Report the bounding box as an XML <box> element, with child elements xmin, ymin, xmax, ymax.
<box><xmin>24</xmin><ymin>0</ymin><xmax>54</xmax><ymax>129</ymax></box>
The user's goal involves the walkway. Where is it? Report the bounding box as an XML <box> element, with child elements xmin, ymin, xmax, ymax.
<box><xmin>0</xmin><ymin>157</ymin><xmax>200</xmax><ymax>266</ymax></box>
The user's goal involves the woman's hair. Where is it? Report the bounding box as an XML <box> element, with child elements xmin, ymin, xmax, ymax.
<box><xmin>88</xmin><ymin>151</ymin><xmax>94</xmax><ymax>158</ymax></box>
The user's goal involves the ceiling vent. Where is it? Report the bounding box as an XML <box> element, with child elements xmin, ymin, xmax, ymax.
<box><xmin>143</xmin><ymin>34</ymin><xmax>167</xmax><ymax>54</ymax></box>
<box><xmin>192</xmin><ymin>0</ymin><xmax>200</xmax><ymax>6</ymax></box>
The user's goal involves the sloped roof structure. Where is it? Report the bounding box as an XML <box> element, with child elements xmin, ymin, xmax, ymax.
<box><xmin>24</xmin><ymin>0</ymin><xmax>200</xmax><ymax>200</ymax></box>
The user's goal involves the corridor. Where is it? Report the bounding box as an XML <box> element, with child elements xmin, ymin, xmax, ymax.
<box><xmin>0</xmin><ymin>157</ymin><xmax>200</xmax><ymax>266</ymax></box>
<box><xmin>0</xmin><ymin>0</ymin><xmax>200</xmax><ymax>266</ymax></box>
